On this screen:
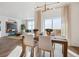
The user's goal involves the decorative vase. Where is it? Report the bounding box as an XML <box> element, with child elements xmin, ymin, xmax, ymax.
<box><xmin>45</xmin><ymin>29</ymin><xmax>53</xmax><ymax>36</ymax></box>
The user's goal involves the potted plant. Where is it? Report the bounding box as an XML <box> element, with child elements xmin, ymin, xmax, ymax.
<box><xmin>21</xmin><ymin>24</ymin><xmax>26</xmax><ymax>33</ymax></box>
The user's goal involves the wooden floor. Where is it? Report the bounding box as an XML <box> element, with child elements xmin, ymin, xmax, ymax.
<box><xmin>0</xmin><ymin>36</ymin><xmax>21</xmax><ymax>57</ymax></box>
<box><xmin>68</xmin><ymin>46</ymin><xmax>79</xmax><ymax>55</ymax></box>
<box><xmin>0</xmin><ymin>36</ymin><xmax>79</xmax><ymax>57</ymax></box>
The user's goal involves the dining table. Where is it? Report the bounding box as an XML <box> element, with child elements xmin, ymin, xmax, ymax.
<box><xmin>16</xmin><ymin>34</ymin><xmax>68</xmax><ymax>57</ymax></box>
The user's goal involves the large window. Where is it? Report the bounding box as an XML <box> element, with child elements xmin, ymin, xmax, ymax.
<box><xmin>27</xmin><ymin>20</ymin><xmax>34</xmax><ymax>32</ymax></box>
<box><xmin>53</xmin><ymin>17</ymin><xmax>61</xmax><ymax>29</ymax></box>
<box><xmin>44</xmin><ymin>19</ymin><xmax>53</xmax><ymax>29</ymax></box>
<box><xmin>42</xmin><ymin>17</ymin><xmax>61</xmax><ymax>35</ymax></box>
<box><xmin>43</xmin><ymin>17</ymin><xmax>61</xmax><ymax>29</ymax></box>
<box><xmin>42</xmin><ymin>8</ymin><xmax>62</xmax><ymax>36</ymax></box>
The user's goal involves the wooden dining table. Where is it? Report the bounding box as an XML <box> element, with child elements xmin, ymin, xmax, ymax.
<box><xmin>20</xmin><ymin>35</ymin><xmax>68</xmax><ymax>57</ymax></box>
<box><xmin>50</xmin><ymin>36</ymin><xmax>68</xmax><ymax>57</ymax></box>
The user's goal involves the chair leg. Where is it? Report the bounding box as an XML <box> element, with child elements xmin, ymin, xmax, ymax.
<box><xmin>50</xmin><ymin>50</ymin><xmax>54</xmax><ymax>57</ymax></box>
<box><xmin>50</xmin><ymin>51</ymin><xmax>51</xmax><ymax>57</ymax></box>
<box><xmin>36</xmin><ymin>48</ymin><xmax>41</xmax><ymax>57</ymax></box>
<box><xmin>53</xmin><ymin>43</ymin><xmax>55</xmax><ymax>50</ymax></box>
<box><xmin>38</xmin><ymin>48</ymin><xmax>41</xmax><ymax>57</ymax></box>
<box><xmin>52</xmin><ymin>51</ymin><xmax>54</xmax><ymax>57</ymax></box>
<box><xmin>31</xmin><ymin>47</ymin><xmax>34</xmax><ymax>57</ymax></box>
<box><xmin>35</xmin><ymin>47</ymin><xmax>39</xmax><ymax>57</ymax></box>
<box><xmin>20</xmin><ymin>45</ymin><xmax>26</xmax><ymax>57</ymax></box>
<box><xmin>52</xmin><ymin>43</ymin><xmax>55</xmax><ymax>57</ymax></box>
<box><xmin>43</xmin><ymin>51</ymin><xmax>45</xmax><ymax>57</ymax></box>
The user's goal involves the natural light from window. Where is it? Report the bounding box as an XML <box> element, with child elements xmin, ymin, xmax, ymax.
<box><xmin>53</xmin><ymin>17</ymin><xmax>61</xmax><ymax>29</ymax></box>
<box><xmin>44</xmin><ymin>17</ymin><xmax>61</xmax><ymax>29</ymax></box>
<box><xmin>27</xmin><ymin>20</ymin><xmax>34</xmax><ymax>31</ymax></box>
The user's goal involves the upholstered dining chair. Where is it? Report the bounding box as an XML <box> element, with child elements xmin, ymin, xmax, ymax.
<box><xmin>23</xmin><ymin>34</ymin><xmax>35</xmax><ymax>57</ymax></box>
<box><xmin>38</xmin><ymin>36</ymin><xmax>54</xmax><ymax>57</ymax></box>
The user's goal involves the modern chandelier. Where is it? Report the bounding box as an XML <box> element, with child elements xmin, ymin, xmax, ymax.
<box><xmin>36</xmin><ymin>2</ymin><xmax>60</xmax><ymax>12</ymax></box>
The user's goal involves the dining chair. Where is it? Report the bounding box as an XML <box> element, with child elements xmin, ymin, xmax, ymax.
<box><xmin>38</xmin><ymin>36</ymin><xmax>54</xmax><ymax>57</ymax></box>
<box><xmin>23</xmin><ymin>34</ymin><xmax>35</xmax><ymax>57</ymax></box>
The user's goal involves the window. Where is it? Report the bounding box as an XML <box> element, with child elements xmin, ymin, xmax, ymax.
<box><xmin>45</xmin><ymin>19</ymin><xmax>53</xmax><ymax>29</ymax></box>
<box><xmin>42</xmin><ymin>8</ymin><xmax>62</xmax><ymax>36</ymax></box>
<box><xmin>27</xmin><ymin>20</ymin><xmax>34</xmax><ymax>32</ymax></box>
<box><xmin>42</xmin><ymin>19</ymin><xmax>53</xmax><ymax>34</ymax></box>
<box><xmin>53</xmin><ymin>17</ymin><xmax>61</xmax><ymax>29</ymax></box>
<box><xmin>42</xmin><ymin>17</ymin><xmax>61</xmax><ymax>33</ymax></box>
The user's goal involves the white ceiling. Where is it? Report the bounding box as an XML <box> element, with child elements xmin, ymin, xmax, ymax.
<box><xmin>0</xmin><ymin>2</ymin><xmax>70</xmax><ymax>19</ymax></box>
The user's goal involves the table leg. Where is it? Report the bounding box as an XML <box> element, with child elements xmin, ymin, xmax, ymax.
<box><xmin>63</xmin><ymin>42</ymin><xmax>68</xmax><ymax>57</ymax></box>
<box><xmin>20</xmin><ymin>37</ymin><xmax>26</xmax><ymax>57</ymax></box>
<box><xmin>20</xmin><ymin>45</ymin><xmax>26</xmax><ymax>57</ymax></box>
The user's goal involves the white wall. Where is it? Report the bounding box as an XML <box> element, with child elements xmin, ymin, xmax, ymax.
<box><xmin>69</xmin><ymin>3</ymin><xmax>79</xmax><ymax>47</ymax></box>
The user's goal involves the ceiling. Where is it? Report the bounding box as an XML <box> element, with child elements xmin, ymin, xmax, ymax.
<box><xmin>0</xmin><ymin>2</ymin><xmax>70</xmax><ymax>19</ymax></box>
